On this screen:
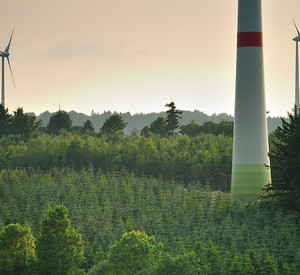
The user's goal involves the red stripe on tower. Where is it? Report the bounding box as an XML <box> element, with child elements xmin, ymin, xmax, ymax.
<box><xmin>237</xmin><ymin>32</ymin><xmax>263</xmax><ymax>48</ymax></box>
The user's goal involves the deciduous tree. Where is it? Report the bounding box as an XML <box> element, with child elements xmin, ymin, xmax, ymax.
<box><xmin>100</xmin><ymin>114</ymin><xmax>127</xmax><ymax>135</ymax></box>
<box><xmin>36</xmin><ymin>204</ymin><xmax>85</xmax><ymax>274</ymax></box>
<box><xmin>149</xmin><ymin>117</ymin><xmax>168</xmax><ymax>137</ymax></box>
<box><xmin>107</xmin><ymin>230</ymin><xmax>160</xmax><ymax>275</ymax></box>
<box><xmin>179</xmin><ymin>120</ymin><xmax>202</xmax><ymax>137</ymax></box>
<box><xmin>0</xmin><ymin>223</ymin><xmax>36</xmax><ymax>275</ymax></box>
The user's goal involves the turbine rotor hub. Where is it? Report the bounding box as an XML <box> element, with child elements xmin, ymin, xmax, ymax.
<box><xmin>293</xmin><ymin>36</ymin><xmax>300</xmax><ymax>42</ymax></box>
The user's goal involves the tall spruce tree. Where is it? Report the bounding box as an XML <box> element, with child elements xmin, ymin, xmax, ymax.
<box><xmin>165</xmin><ymin>101</ymin><xmax>182</xmax><ymax>136</ymax></box>
<box><xmin>264</xmin><ymin>106</ymin><xmax>300</xmax><ymax>211</ymax></box>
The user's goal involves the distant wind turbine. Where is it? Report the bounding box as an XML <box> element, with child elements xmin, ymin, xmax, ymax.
<box><xmin>293</xmin><ymin>20</ymin><xmax>300</xmax><ymax>108</ymax></box>
<box><xmin>0</xmin><ymin>29</ymin><xmax>15</xmax><ymax>108</ymax></box>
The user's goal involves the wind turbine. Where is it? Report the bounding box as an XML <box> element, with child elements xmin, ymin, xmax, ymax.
<box><xmin>293</xmin><ymin>20</ymin><xmax>300</xmax><ymax>108</ymax></box>
<box><xmin>0</xmin><ymin>29</ymin><xmax>15</xmax><ymax>108</ymax></box>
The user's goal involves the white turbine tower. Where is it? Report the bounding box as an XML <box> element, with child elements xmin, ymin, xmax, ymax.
<box><xmin>231</xmin><ymin>0</ymin><xmax>271</xmax><ymax>202</ymax></box>
<box><xmin>0</xmin><ymin>29</ymin><xmax>15</xmax><ymax>108</ymax></box>
<box><xmin>293</xmin><ymin>20</ymin><xmax>300</xmax><ymax>108</ymax></box>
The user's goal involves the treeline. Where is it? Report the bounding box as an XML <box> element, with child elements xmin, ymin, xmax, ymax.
<box><xmin>34</xmin><ymin>108</ymin><xmax>281</xmax><ymax>134</ymax></box>
<box><xmin>0</xmin><ymin>169</ymin><xmax>299</xmax><ymax>274</ymax></box>
<box><xmin>36</xmin><ymin>109</ymin><xmax>235</xmax><ymax>135</ymax></box>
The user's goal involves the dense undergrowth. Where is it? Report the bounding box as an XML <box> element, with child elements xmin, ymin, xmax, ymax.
<box><xmin>0</xmin><ymin>132</ymin><xmax>232</xmax><ymax>191</ymax></box>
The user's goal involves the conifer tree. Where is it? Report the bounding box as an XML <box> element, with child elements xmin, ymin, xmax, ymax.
<box><xmin>46</xmin><ymin>110</ymin><xmax>72</xmax><ymax>135</ymax></box>
<box><xmin>83</xmin><ymin>119</ymin><xmax>96</xmax><ymax>135</ymax></box>
<box><xmin>264</xmin><ymin>106</ymin><xmax>300</xmax><ymax>211</ymax></box>
<box><xmin>11</xmin><ymin>107</ymin><xmax>42</xmax><ymax>141</ymax></box>
<box><xmin>0</xmin><ymin>104</ymin><xmax>11</xmax><ymax>137</ymax></box>
<box><xmin>165</xmin><ymin>101</ymin><xmax>182</xmax><ymax>136</ymax></box>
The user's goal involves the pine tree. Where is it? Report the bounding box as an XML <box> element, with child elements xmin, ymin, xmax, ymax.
<box><xmin>165</xmin><ymin>101</ymin><xmax>182</xmax><ymax>136</ymax></box>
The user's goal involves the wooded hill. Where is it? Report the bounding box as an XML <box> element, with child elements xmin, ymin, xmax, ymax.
<box><xmin>0</xmin><ymin>104</ymin><xmax>299</xmax><ymax>274</ymax></box>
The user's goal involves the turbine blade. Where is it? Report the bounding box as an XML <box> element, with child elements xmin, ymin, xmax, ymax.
<box><xmin>6</xmin><ymin>57</ymin><xmax>15</xmax><ymax>87</ymax></box>
<box><xmin>5</xmin><ymin>29</ymin><xmax>14</xmax><ymax>54</ymax></box>
<box><xmin>293</xmin><ymin>19</ymin><xmax>300</xmax><ymax>36</ymax></box>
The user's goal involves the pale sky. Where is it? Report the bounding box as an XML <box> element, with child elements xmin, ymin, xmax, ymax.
<box><xmin>1</xmin><ymin>0</ymin><xmax>299</xmax><ymax>117</ymax></box>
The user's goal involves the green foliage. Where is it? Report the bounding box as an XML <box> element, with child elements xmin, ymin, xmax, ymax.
<box><xmin>180</xmin><ymin>120</ymin><xmax>233</xmax><ymax>137</ymax></box>
<box><xmin>179</xmin><ymin>120</ymin><xmax>202</xmax><ymax>137</ymax></box>
<box><xmin>11</xmin><ymin>107</ymin><xmax>42</xmax><ymax>141</ymax></box>
<box><xmin>152</xmin><ymin>252</ymin><xmax>201</xmax><ymax>275</ymax></box>
<box><xmin>0</xmin><ymin>104</ymin><xmax>11</xmax><ymax>137</ymax></box>
<box><xmin>83</xmin><ymin>119</ymin><xmax>95</xmax><ymax>135</ymax></box>
<box><xmin>36</xmin><ymin>204</ymin><xmax>85</xmax><ymax>274</ymax></box>
<box><xmin>165</xmin><ymin>101</ymin><xmax>182</xmax><ymax>135</ymax></box>
<box><xmin>149</xmin><ymin>117</ymin><xmax>168</xmax><ymax>137</ymax></box>
<box><xmin>99</xmin><ymin>114</ymin><xmax>127</xmax><ymax>135</ymax></box>
<box><xmin>35</xmin><ymin>109</ymin><xmax>284</xmax><ymax>135</ymax></box>
<box><xmin>0</xmin><ymin>169</ymin><xmax>299</xmax><ymax>273</ymax></box>
<box><xmin>46</xmin><ymin>110</ymin><xmax>72</xmax><ymax>134</ymax></box>
<box><xmin>107</xmin><ymin>230</ymin><xmax>160</xmax><ymax>274</ymax></box>
<box><xmin>1</xmin><ymin>132</ymin><xmax>232</xmax><ymax>190</ymax></box>
<box><xmin>140</xmin><ymin>125</ymin><xmax>150</xmax><ymax>137</ymax></box>
<box><xmin>264</xmin><ymin>106</ymin><xmax>300</xmax><ymax>211</ymax></box>
<box><xmin>0</xmin><ymin>223</ymin><xmax>36</xmax><ymax>275</ymax></box>
<box><xmin>1</xmin><ymin>105</ymin><xmax>298</xmax><ymax>274</ymax></box>
<box><xmin>202</xmin><ymin>120</ymin><xmax>233</xmax><ymax>137</ymax></box>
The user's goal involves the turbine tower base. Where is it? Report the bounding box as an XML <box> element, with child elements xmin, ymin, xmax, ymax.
<box><xmin>231</xmin><ymin>164</ymin><xmax>271</xmax><ymax>202</ymax></box>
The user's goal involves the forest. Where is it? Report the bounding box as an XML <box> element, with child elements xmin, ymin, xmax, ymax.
<box><xmin>0</xmin><ymin>103</ymin><xmax>299</xmax><ymax>274</ymax></box>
